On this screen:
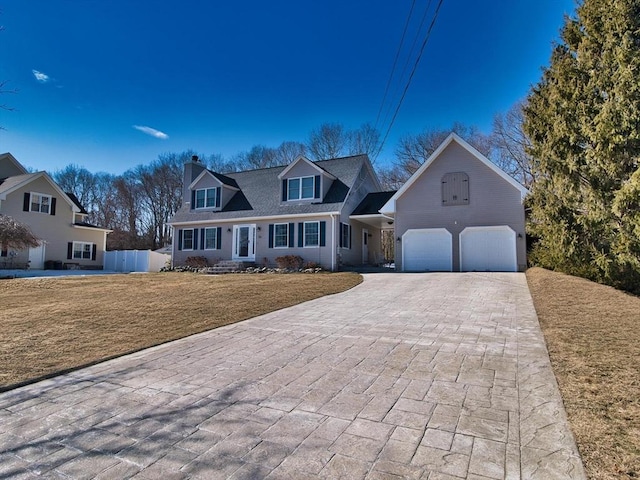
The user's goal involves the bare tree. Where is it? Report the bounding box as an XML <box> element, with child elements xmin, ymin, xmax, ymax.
<box><xmin>0</xmin><ymin>214</ymin><xmax>39</xmax><ymax>250</ymax></box>
<box><xmin>347</xmin><ymin>123</ymin><xmax>381</xmax><ymax>162</ymax></box>
<box><xmin>385</xmin><ymin>123</ymin><xmax>492</xmax><ymax>187</ymax></box>
<box><xmin>52</xmin><ymin>164</ymin><xmax>98</xmax><ymax>213</ymax></box>
<box><xmin>206</xmin><ymin>153</ymin><xmax>239</xmax><ymax>173</ymax></box>
<box><xmin>491</xmin><ymin>100</ymin><xmax>534</xmax><ymax>187</ymax></box>
<box><xmin>274</xmin><ymin>141</ymin><xmax>307</xmax><ymax>164</ymax></box>
<box><xmin>307</xmin><ymin>123</ymin><xmax>348</xmax><ymax>160</ymax></box>
<box><xmin>234</xmin><ymin>145</ymin><xmax>279</xmax><ymax>170</ymax></box>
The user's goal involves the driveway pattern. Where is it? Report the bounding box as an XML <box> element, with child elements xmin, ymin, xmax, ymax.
<box><xmin>0</xmin><ymin>273</ymin><xmax>585</xmax><ymax>479</ymax></box>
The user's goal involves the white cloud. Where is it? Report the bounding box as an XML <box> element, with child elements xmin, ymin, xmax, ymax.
<box><xmin>32</xmin><ymin>69</ymin><xmax>50</xmax><ymax>83</ymax></box>
<box><xmin>133</xmin><ymin>125</ymin><xmax>169</xmax><ymax>140</ymax></box>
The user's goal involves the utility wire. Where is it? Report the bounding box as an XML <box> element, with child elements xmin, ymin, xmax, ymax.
<box><xmin>374</xmin><ymin>0</ymin><xmax>417</xmax><ymax>131</ymax></box>
<box><xmin>375</xmin><ymin>0</ymin><xmax>445</xmax><ymax>160</ymax></box>
<box><xmin>379</xmin><ymin>0</ymin><xmax>433</xmax><ymax>133</ymax></box>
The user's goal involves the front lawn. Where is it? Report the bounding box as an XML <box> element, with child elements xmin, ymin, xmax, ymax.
<box><xmin>527</xmin><ymin>267</ymin><xmax>640</xmax><ymax>480</ymax></box>
<box><xmin>0</xmin><ymin>272</ymin><xmax>362</xmax><ymax>390</ymax></box>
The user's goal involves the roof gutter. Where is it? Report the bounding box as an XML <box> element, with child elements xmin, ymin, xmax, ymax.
<box><xmin>169</xmin><ymin>211</ymin><xmax>341</xmax><ymax>226</ymax></box>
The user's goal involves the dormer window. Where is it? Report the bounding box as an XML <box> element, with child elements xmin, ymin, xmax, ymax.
<box><xmin>282</xmin><ymin>175</ymin><xmax>320</xmax><ymax>202</ymax></box>
<box><xmin>288</xmin><ymin>176</ymin><xmax>315</xmax><ymax>200</ymax></box>
<box><xmin>194</xmin><ymin>187</ymin><xmax>219</xmax><ymax>209</ymax></box>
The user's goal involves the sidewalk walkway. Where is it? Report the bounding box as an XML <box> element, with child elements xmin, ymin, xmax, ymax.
<box><xmin>0</xmin><ymin>273</ymin><xmax>585</xmax><ymax>479</ymax></box>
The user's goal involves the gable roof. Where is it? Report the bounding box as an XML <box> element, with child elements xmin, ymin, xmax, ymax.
<box><xmin>277</xmin><ymin>155</ymin><xmax>337</xmax><ymax>180</ymax></box>
<box><xmin>380</xmin><ymin>133</ymin><xmax>529</xmax><ymax>214</ymax></box>
<box><xmin>0</xmin><ymin>170</ymin><xmax>83</xmax><ymax>213</ymax></box>
<box><xmin>189</xmin><ymin>169</ymin><xmax>240</xmax><ymax>190</ymax></box>
<box><xmin>170</xmin><ymin>154</ymin><xmax>372</xmax><ymax>224</ymax></box>
<box><xmin>0</xmin><ymin>152</ymin><xmax>29</xmax><ymax>176</ymax></box>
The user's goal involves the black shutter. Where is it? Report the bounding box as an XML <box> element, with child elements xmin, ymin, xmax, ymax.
<box><xmin>91</xmin><ymin>244</ymin><xmax>97</xmax><ymax>261</ymax></box>
<box><xmin>216</xmin><ymin>227</ymin><xmax>222</xmax><ymax>249</ymax></box>
<box><xmin>349</xmin><ymin>225</ymin><xmax>352</xmax><ymax>249</ymax></box>
<box><xmin>193</xmin><ymin>228</ymin><xmax>199</xmax><ymax>250</ymax></box>
<box><xmin>215</xmin><ymin>188</ymin><xmax>221</xmax><ymax>208</ymax></box>
<box><xmin>320</xmin><ymin>221</ymin><xmax>326</xmax><ymax>247</ymax></box>
<box><xmin>191</xmin><ymin>190</ymin><xmax>196</xmax><ymax>209</ymax></box>
<box><xmin>298</xmin><ymin>222</ymin><xmax>304</xmax><ymax>247</ymax></box>
<box><xmin>268</xmin><ymin>224</ymin><xmax>274</xmax><ymax>248</ymax></box>
<box><xmin>178</xmin><ymin>230</ymin><xmax>183</xmax><ymax>251</ymax></box>
<box><xmin>281</xmin><ymin>180</ymin><xmax>288</xmax><ymax>201</ymax></box>
<box><xmin>50</xmin><ymin>197</ymin><xmax>56</xmax><ymax>216</ymax></box>
<box><xmin>201</xmin><ymin>228</ymin><xmax>206</xmax><ymax>249</ymax></box>
<box><xmin>288</xmin><ymin>223</ymin><xmax>295</xmax><ymax>247</ymax></box>
<box><xmin>339</xmin><ymin>223</ymin><xmax>343</xmax><ymax>248</ymax></box>
<box><xmin>314</xmin><ymin>175</ymin><xmax>321</xmax><ymax>199</ymax></box>
<box><xmin>23</xmin><ymin>192</ymin><xmax>30</xmax><ymax>212</ymax></box>
<box><xmin>67</xmin><ymin>242</ymin><xmax>73</xmax><ymax>259</ymax></box>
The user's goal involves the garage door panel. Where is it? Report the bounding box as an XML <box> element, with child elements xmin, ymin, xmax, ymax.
<box><xmin>403</xmin><ymin>228</ymin><xmax>452</xmax><ymax>272</ymax></box>
<box><xmin>460</xmin><ymin>226</ymin><xmax>516</xmax><ymax>272</ymax></box>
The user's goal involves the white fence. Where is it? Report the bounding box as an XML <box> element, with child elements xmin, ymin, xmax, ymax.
<box><xmin>104</xmin><ymin>250</ymin><xmax>170</xmax><ymax>273</ymax></box>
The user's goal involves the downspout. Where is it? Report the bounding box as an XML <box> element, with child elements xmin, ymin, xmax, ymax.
<box><xmin>330</xmin><ymin>213</ymin><xmax>337</xmax><ymax>272</ymax></box>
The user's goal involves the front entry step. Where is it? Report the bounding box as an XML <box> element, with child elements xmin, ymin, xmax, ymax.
<box><xmin>206</xmin><ymin>260</ymin><xmax>256</xmax><ymax>274</ymax></box>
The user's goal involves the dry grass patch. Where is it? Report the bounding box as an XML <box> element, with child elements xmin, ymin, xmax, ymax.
<box><xmin>526</xmin><ymin>267</ymin><xmax>640</xmax><ymax>480</ymax></box>
<box><xmin>0</xmin><ymin>272</ymin><xmax>362</xmax><ymax>389</ymax></box>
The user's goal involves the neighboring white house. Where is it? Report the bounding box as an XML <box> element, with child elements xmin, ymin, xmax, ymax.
<box><xmin>0</xmin><ymin>153</ymin><xmax>111</xmax><ymax>269</ymax></box>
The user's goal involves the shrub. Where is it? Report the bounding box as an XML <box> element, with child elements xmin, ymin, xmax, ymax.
<box><xmin>275</xmin><ymin>255</ymin><xmax>304</xmax><ymax>269</ymax></box>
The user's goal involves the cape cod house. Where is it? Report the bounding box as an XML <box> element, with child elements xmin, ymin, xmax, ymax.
<box><xmin>169</xmin><ymin>133</ymin><xmax>528</xmax><ymax>272</ymax></box>
<box><xmin>168</xmin><ymin>153</ymin><xmax>387</xmax><ymax>271</ymax></box>
<box><xmin>0</xmin><ymin>153</ymin><xmax>110</xmax><ymax>270</ymax></box>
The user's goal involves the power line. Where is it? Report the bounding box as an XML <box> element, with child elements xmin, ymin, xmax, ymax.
<box><xmin>375</xmin><ymin>0</ymin><xmax>445</xmax><ymax>160</ymax></box>
<box><xmin>379</xmin><ymin>0</ymin><xmax>433</xmax><ymax>133</ymax></box>
<box><xmin>374</xmin><ymin>0</ymin><xmax>417</xmax><ymax>132</ymax></box>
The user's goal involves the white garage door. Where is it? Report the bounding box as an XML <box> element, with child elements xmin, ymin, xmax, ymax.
<box><xmin>460</xmin><ymin>226</ymin><xmax>517</xmax><ymax>272</ymax></box>
<box><xmin>402</xmin><ymin>228</ymin><xmax>452</xmax><ymax>272</ymax></box>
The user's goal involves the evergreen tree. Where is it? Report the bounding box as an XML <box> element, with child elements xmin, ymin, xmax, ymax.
<box><xmin>524</xmin><ymin>0</ymin><xmax>640</xmax><ymax>293</ymax></box>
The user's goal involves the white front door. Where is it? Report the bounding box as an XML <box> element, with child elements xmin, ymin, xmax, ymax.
<box><xmin>362</xmin><ymin>228</ymin><xmax>369</xmax><ymax>264</ymax></box>
<box><xmin>232</xmin><ymin>224</ymin><xmax>256</xmax><ymax>261</ymax></box>
<box><xmin>28</xmin><ymin>243</ymin><xmax>46</xmax><ymax>269</ymax></box>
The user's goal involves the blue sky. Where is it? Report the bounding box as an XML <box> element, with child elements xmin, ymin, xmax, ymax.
<box><xmin>0</xmin><ymin>0</ymin><xmax>575</xmax><ymax>174</ymax></box>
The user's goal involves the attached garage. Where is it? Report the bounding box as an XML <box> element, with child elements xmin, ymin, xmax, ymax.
<box><xmin>402</xmin><ymin>228</ymin><xmax>452</xmax><ymax>272</ymax></box>
<box><xmin>460</xmin><ymin>226</ymin><xmax>517</xmax><ymax>272</ymax></box>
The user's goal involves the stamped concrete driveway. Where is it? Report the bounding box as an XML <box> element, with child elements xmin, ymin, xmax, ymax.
<box><xmin>0</xmin><ymin>273</ymin><xmax>585</xmax><ymax>479</ymax></box>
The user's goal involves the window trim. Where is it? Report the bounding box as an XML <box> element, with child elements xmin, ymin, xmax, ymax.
<box><xmin>273</xmin><ymin>223</ymin><xmax>289</xmax><ymax>249</ymax></box>
<box><xmin>341</xmin><ymin>223</ymin><xmax>351</xmax><ymax>250</ymax></box>
<box><xmin>287</xmin><ymin>176</ymin><xmax>316</xmax><ymax>201</ymax></box>
<box><xmin>194</xmin><ymin>187</ymin><xmax>218</xmax><ymax>209</ymax></box>
<box><xmin>303</xmin><ymin>221</ymin><xmax>320</xmax><ymax>248</ymax></box>
<box><xmin>182</xmin><ymin>228</ymin><xmax>195</xmax><ymax>251</ymax></box>
<box><xmin>203</xmin><ymin>227</ymin><xmax>218</xmax><ymax>250</ymax></box>
<box><xmin>72</xmin><ymin>241</ymin><xmax>93</xmax><ymax>260</ymax></box>
<box><xmin>30</xmin><ymin>192</ymin><xmax>52</xmax><ymax>214</ymax></box>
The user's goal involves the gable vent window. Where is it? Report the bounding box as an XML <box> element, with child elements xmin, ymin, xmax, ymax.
<box><xmin>441</xmin><ymin>172</ymin><xmax>469</xmax><ymax>206</ymax></box>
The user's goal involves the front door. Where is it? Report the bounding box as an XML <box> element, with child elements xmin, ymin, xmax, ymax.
<box><xmin>232</xmin><ymin>224</ymin><xmax>256</xmax><ymax>261</ymax></box>
<box><xmin>28</xmin><ymin>243</ymin><xmax>45</xmax><ymax>269</ymax></box>
<box><xmin>362</xmin><ymin>228</ymin><xmax>369</xmax><ymax>264</ymax></box>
